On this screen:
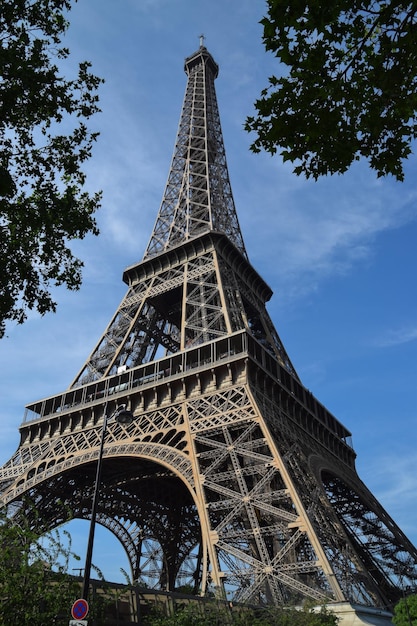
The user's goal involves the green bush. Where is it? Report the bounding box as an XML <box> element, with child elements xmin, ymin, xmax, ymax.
<box><xmin>392</xmin><ymin>594</ymin><xmax>417</xmax><ymax>626</ymax></box>
<box><xmin>143</xmin><ymin>602</ymin><xmax>338</xmax><ymax>626</ymax></box>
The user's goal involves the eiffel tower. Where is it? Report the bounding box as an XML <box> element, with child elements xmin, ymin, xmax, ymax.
<box><xmin>1</xmin><ymin>42</ymin><xmax>416</xmax><ymax>614</ymax></box>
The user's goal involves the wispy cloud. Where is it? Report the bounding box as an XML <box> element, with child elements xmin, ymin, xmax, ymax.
<box><xmin>239</xmin><ymin>156</ymin><xmax>417</xmax><ymax>305</ymax></box>
<box><xmin>363</xmin><ymin>451</ymin><xmax>417</xmax><ymax>538</ymax></box>
<box><xmin>373</xmin><ymin>325</ymin><xmax>417</xmax><ymax>348</ymax></box>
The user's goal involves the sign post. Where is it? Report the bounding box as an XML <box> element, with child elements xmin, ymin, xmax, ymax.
<box><xmin>71</xmin><ymin>598</ymin><xmax>89</xmax><ymax>621</ymax></box>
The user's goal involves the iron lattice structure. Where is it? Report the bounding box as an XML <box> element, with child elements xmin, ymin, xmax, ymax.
<box><xmin>1</xmin><ymin>45</ymin><xmax>416</xmax><ymax>610</ymax></box>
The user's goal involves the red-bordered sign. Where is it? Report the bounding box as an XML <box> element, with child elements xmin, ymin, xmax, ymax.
<box><xmin>71</xmin><ymin>598</ymin><xmax>89</xmax><ymax>620</ymax></box>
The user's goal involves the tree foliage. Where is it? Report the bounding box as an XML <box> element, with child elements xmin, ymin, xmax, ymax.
<box><xmin>245</xmin><ymin>1</ymin><xmax>417</xmax><ymax>181</ymax></box>
<box><xmin>144</xmin><ymin>602</ymin><xmax>338</xmax><ymax>626</ymax></box>
<box><xmin>392</xmin><ymin>593</ymin><xmax>417</xmax><ymax>625</ymax></box>
<box><xmin>0</xmin><ymin>507</ymin><xmax>80</xmax><ymax>625</ymax></box>
<box><xmin>0</xmin><ymin>0</ymin><xmax>103</xmax><ymax>338</ymax></box>
<box><xmin>0</xmin><ymin>505</ymin><xmax>119</xmax><ymax>625</ymax></box>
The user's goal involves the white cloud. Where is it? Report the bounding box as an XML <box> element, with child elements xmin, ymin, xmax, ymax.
<box><xmin>239</xmin><ymin>157</ymin><xmax>417</xmax><ymax>305</ymax></box>
<box><xmin>374</xmin><ymin>325</ymin><xmax>417</xmax><ymax>348</ymax></box>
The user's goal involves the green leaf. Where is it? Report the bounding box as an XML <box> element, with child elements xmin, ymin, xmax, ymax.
<box><xmin>247</xmin><ymin>0</ymin><xmax>417</xmax><ymax>182</ymax></box>
<box><xmin>0</xmin><ymin>0</ymin><xmax>103</xmax><ymax>338</ymax></box>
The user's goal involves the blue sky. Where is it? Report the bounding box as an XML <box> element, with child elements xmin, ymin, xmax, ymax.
<box><xmin>1</xmin><ymin>0</ymin><xmax>416</xmax><ymax>582</ymax></box>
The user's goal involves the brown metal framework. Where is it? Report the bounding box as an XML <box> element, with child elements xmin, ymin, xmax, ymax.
<box><xmin>1</xmin><ymin>45</ymin><xmax>416</xmax><ymax>610</ymax></box>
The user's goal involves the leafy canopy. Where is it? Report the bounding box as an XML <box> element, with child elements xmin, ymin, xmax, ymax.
<box><xmin>0</xmin><ymin>506</ymin><xmax>80</xmax><ymax>626</ymax></box>
<box><xmin>0</xmin><ymin>0</ymin><xmax>103</xmax><ymax>337</ymax></box>
<box><xmin>0</xmin><ymin>503</ymin><xmax>119</xmax><ymax>625</ymax></box>
<box><xmin>245</xmin><ymin>1</ymin><xmax>417</xmax><ymax>180</ymax></box>
<box><xmin>392</xmin><ymin>593</ymin><xmax>417</xmax><ymax>625</ymax></box>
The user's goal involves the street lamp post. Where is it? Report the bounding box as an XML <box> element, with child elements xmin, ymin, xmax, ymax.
<box><xmin>81</xmin><ymin>403</ymin><xmax>134</xmax><ymax>602</ymax></box>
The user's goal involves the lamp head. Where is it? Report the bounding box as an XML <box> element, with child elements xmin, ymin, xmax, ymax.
<box><xmin>114</xmin><ymin>405</ymin><xmax>134</xmax><ymax>425</ymax></box>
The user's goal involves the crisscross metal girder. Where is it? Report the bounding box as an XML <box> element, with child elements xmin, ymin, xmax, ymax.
<box><xmin>69</xmin><ymin>225</ymin><xmax>298</xmax><ymax>388</ymax></box>
<box><xmin>278</xmin><ymin>437</ymin><xmax>406</xmax><ymax>606</ymax></box>
<box><xmin>0</xmin><ymin>441</ymin><xmax>52</xmax><ymax>482</ymax></box>
<box><xmin>204</xmin><ymin>480</ymin><xmax>297</xmax><ymax>526</ymax></box>
<box><xmin>216</xmin><ymin>539</ymin><xmax>329</xmax><ymax>603</ymax></box>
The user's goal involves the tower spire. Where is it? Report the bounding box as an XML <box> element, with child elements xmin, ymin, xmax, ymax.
<box><xmin>144</xmin><ymin>45</ymin><xmax>247</xmax><ymax>260</ymax></box>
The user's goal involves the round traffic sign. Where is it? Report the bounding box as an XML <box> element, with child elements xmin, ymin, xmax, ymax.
<box><xmin>71</xmin><ymin>598</ymin><xmax>89</xmax><ymax>620</ymax></box>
